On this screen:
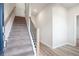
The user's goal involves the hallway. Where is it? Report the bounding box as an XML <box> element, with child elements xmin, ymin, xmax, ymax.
<box><xmin>4</xmin><ymin>17</ymin><xmax>34</xmax><ymax>56</ymax></box>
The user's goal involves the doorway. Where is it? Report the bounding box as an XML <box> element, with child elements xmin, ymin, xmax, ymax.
<box><xmin>76</xmin><ymin>15</ymin><xmax>79</xmax><ymax>47</ymax></box>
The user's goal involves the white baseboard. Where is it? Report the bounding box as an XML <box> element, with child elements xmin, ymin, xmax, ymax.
<box><xmin>25</xmin><ymin>18</ymin><xmax>36</xmax><ymax>56</ymax></box>
<box><xmin>28</xmin><ymin>29</ymin><xmax>36</xmax><ymax>56</ymax></box>
<box><xmin>29</xmin><ymin>29</ymin><xmax>36</xmax><ymax>56</ymax></box>
<box><xmin>67</xmin><ymin>42</ymin><xmax>76</xmax><ymax>46</ymax></box>
<box><xmin>5</xmin><ymin>15</ymin><xmax>15</xmax><ymax>41</ymax></box>
<box><xmin>40</xmin><ymin>41</ymin><xmax>52</xmax><ymax>49</ymax></box>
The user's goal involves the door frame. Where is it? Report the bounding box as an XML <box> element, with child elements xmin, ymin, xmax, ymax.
<box><xmin>75</xmin><ymin>15</ymin><xmax>79</xmax><ymax>46</ymax></box>
<box><xmin>74</xmin><ymin>15</ymin><xmax>79</xmax><ymax>47</ymax></box>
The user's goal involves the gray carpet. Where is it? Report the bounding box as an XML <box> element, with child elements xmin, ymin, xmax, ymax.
<box><xmin>4</xmin><ymin>17</ymin><xmax>34</xmax><ymax>56</ymax></box>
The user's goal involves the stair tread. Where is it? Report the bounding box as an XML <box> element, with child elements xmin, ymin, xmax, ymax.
<box><xmin>5</xmin><ymin>17</ymin><xmax>34</xmax><ymax>56</ymax></box>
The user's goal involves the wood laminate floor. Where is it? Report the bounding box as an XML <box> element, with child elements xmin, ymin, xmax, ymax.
<box><xmin>39</xmin><ymin>43</ymin><xmax>79</xmax><ymax>56</ymax></box>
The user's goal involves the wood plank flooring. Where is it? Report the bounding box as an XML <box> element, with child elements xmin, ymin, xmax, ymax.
<box><xmin>39</xmin><ymin>42</ymin><xmax>79</xmax><ymax>56</ymax></box>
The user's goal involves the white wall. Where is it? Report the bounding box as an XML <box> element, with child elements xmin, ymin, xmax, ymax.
<box><xmin>31</xmin><ymin>16</ymin><xmax>37</xmax><ymax>28</ymax></box>
<box><xmin>68</xmin><ymin>5</ymin><xmax>79</xmax><ymax>46</ymax></box>
<box><xmin>16</xmin><ymin>3</ymin><xmax>25</xmax><ymax>17</ymax></box>
<box><xmin>36</xmin><ymin>4</ymin><xmax>68</xmax><ymax>49</ymax></box>
<box><xmin>36</xmin><ymin>5</ymin><xmax>52</xmax><ymax>48</ymax></box>
<box><xmin>52</xmin><ymin>4</ymin><xmax>68</xmax><ymax>48</ymax></box>
<box><xmin>34</xmin><ymin>4</ymin><xmax>79</xmax><ymax>49</ymax></box>
<box><xmin>4</xmin><ymin>3</ymin><xmax>15</xmax><ymax>40</ymax></box>
<box><xmin>4</xmin><ymin>3</ymin><xmax>15</xmax><ymax>22</ymax></box>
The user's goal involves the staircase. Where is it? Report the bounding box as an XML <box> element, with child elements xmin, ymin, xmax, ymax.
<box><xmin>4</xmin><ymin>16</ymin><xmax>34</xmax><ymax>56</ymax></box>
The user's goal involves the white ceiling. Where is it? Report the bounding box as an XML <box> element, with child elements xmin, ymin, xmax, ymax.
<box><xmin>60</xmin><ymin>3</ymin><xmax>79</xmax><ymax>8</ymax></box>
<box><xmin>31</xmin><ymin>3</ymin><xmax>79</xmax><ymax>16</ymax></box>
<box><xmin>31</xmin><ymin>3</ymin><xmax>49</xmax><ymax>16</ymax></box>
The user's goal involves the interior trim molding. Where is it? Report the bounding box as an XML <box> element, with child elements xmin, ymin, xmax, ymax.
<box><xmin>25</xmin><ymin>17</ymin><xmax>36</xmax><ymax>56</ymax></box>
<box><xmin>40</xmin><ymin>42</ymin><xmax>54</xmax><ymax>52</ymax></box>
<box><xmin>4</xmin><ymin>7</ymin><xmax>16</xmax><ymax>26</ymax></box>
<box><xmin>28</xmin><ymin>27</ymin><xmax>36</xmax><ymax>56</ymax></box>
